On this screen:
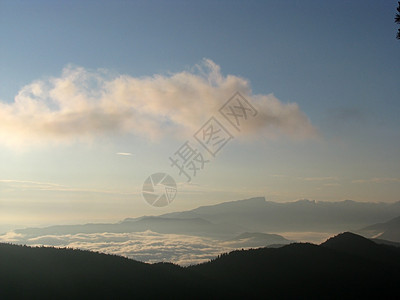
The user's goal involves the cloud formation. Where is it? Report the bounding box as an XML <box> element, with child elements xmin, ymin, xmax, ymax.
<box><xmin>0</xmin><ymin>59</ymin><xmax>317</xmax><ymax>148</ymax></box>
<box><xmin>0</xmin><ymin>179</ymin><xmax>136</xmax><ymax>195</ymax></box>
<box><xmin>0</xmin><ymin>230</ymin><xmax>231</xmax><ymax>266</ymax></box>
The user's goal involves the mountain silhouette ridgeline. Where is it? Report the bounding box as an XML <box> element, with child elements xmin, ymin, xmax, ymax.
<box><xmin>9</xmin><ymin>197</ymin><xmax>400</xmax><ymax>241</ymax></box>
<box><xmin>357</xmin><ymin>215</ymin><xmax>400</xmax><ymax>243</ymax></box>
<box><xmin>1</xmin><ymin>232</ymin><xmax>399</xmax><ymax>299</ymax></box>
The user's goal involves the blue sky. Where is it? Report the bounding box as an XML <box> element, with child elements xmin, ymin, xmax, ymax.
<box><xmin>0</xmin><ymin>0</ymin><xmax>399</xmax><ymax>230</ymax></box>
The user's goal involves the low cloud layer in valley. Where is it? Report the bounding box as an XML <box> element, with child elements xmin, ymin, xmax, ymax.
<box><xmin>0</xmin><ymin>230</ymin><xmax>241</xmax><ymax>265</ymax></box>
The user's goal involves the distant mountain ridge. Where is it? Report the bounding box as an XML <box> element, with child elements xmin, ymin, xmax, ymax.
<box><xmin>7</xmin><ymin>197</ymin><xmax>400</xmax><ymax>243</ymax></box>
<box><xmin>223</xmin><ymin>232</ymin><xmax>292</xmax><ymax>248</ymax></box>
<box><xmin>1</xmin><ymin>232</ymin><xmax>398</xmax><ymax>298</ymax></box>
<box><xmin>357</xmin><ymin>215</ymin><xmax>400</xmax><ymax>242</ymax></box>
<box><xmin>13</xmin><ymin>216</ymin><xmax>245</xmax><ymax>239</ymax></box>
<box><xmin>161</xmin><ymin>197</ymin><xmax>400</xmax><ymax>232</ymax></box>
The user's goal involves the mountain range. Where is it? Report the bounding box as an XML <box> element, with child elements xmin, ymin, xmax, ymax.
<box><xmin>2</xmin><ymin>197</ymin><xmax>399</xmax><ymax>264</ymax></box>
<box><xmin>10</xmin><ymin>197</ymin><xmax>400</xmax><ymax>237</ymax></box>
<box><xmin>161</xmin><ymin>197</ymin><xmax>400</xmax><ymax>232</ymax></box>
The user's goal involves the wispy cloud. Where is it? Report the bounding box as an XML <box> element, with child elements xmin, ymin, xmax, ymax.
<box><xmin>270</xmin><ymin>175</ymin><xmax>338</xmax><ymax>182</ymax></box>
<box><xmin>116</xmin><ymin>152</ymin><xmax>132</xmax><ymax>156</ymax></box>
<box><xmin>352</xmin><ymin>177</ymin><xmax>400</xmax><ymax>184</ymax></box>
<box><xmin>271</xmin><ymin>174</ymin><xmax>287</xmax><ymax>178</ymax></box>
<box><xmin>0</xmin><ymin>59</ymin><xmax>317</xmax><ymax>149</ymax></box>
<box><xmin>0</xmin><ymin>179</ymin><xmax>138</xmax><ymax>195</ymax></box>
<box><xmin>299</xmin><ymin>177</ymin><xmax>338</xmax><ymax>182</ymax></box>
<box><xmin>0</xmin><ymin>179</ymin><xmax>65</xmax><ymax>189</ymax></box>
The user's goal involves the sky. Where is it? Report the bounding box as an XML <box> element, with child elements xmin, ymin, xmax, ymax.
<box><xmin>0</xmin><ymin>0</ymin><xmax>399</xmax><ymax>231</ymax></box>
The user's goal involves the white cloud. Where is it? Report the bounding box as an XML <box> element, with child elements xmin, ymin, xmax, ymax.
<box><xmin>116</xmin><ymin>152</ymin><xmax>132</xmax><ymax>156</ymax></box>
<box><xmin>0</xmin><ymin>229</ymin><xmax>325</xmax><ymax>265</ymax></box>
<box><xmin>0</xmin><ymin>59</ymin><xmax>317</xmax><ymax>149</ymax></box>
<box><xmin>0</xmin><ymin>230</ymin><xmax>232</xmax><ymax>266</ymax></box>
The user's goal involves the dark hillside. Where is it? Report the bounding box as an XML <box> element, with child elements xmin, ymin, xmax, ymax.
<box><xmin>1</xmin><ymin>232</ymin><xmax>399</xmax><ymax>299</ymax></box>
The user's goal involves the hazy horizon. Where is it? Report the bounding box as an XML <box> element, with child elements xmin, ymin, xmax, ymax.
<box><xmin>1</xmin><ymin>196</ymin><xmax>399</xmax><ymax>233</ymax></box>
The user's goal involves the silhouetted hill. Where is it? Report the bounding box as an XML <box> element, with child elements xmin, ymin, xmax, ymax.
<box><xmin>358</xmin><ymin>216</ymin><xmax>400</xmax><ymax>242</ymax></box>
<box><xmin>321</xmin><ymin>232</ymin><xmax>400</xmax><ymax>267</ymax></box>
<box><xmin>0</xmin><ymin>243</ymin><xmax>214</xmax><ymax>299</ymax></box>
<box><xmin>190</xmin><ymin>233</ymin><xmax>400</xmax><ymax>298</ymax></box>
<box><xmin>223</xmin><ymin>232</ymin><xmax>292</xmax><ymax>248</ymax></box>
<box><xmin>1</xmin><ymin>232</ymin><xmax>399</xmax><ymax>299</ymax></box>
<box><xmin>322</xmin><ymin>231</ymin><xmax>377</xmax><ymax>249</ymax></box>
